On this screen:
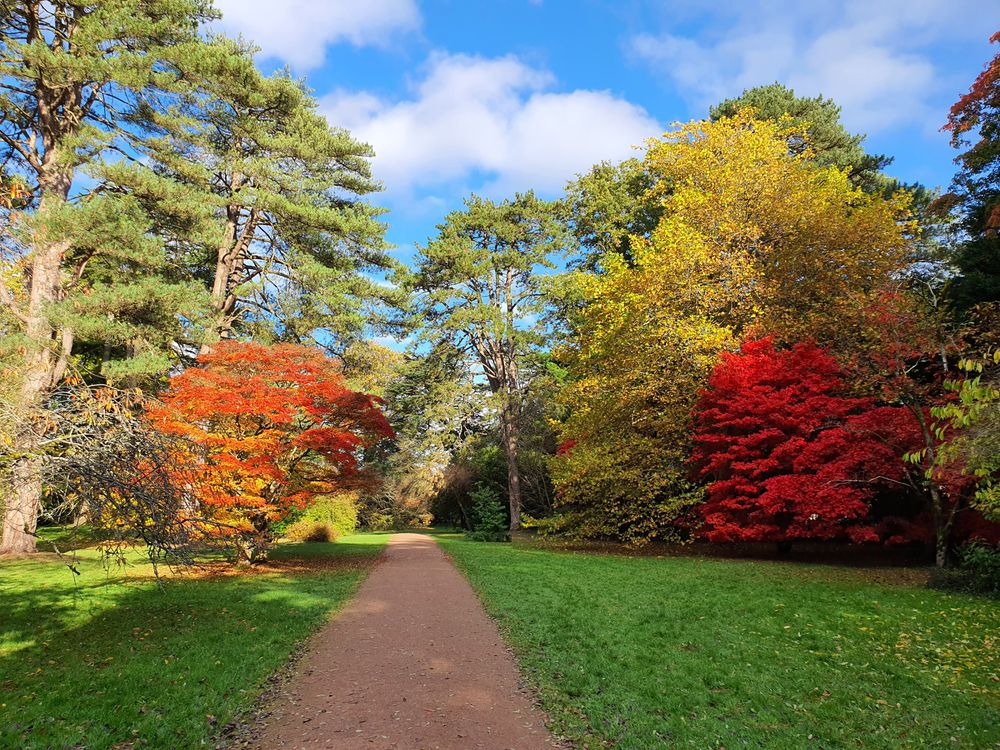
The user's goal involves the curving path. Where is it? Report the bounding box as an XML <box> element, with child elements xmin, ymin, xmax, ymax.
<box><xmin>251</xmin><ymin>533</ymin><xmax>557</xmax><ymax>749</ymax></box>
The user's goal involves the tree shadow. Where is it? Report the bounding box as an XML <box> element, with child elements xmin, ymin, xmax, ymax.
<box><xmin>0</xmin><ymin>544</ymin><xmax>380</xmax><ymax>750</ymax></box>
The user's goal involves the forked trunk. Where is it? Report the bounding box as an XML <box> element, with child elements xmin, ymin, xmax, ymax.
<box><xmin>235</xmin><ymin>515</ymin><xmax>272</xmax><ymax>564</ymax></box>
<box><xmin>204</xmin><ymin>202</ymin><xmax>258</xmax><ymax>353</ymax></box>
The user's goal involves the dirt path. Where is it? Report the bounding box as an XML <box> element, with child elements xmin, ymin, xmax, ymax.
<box><xmin>250</xmin><ymin>533</ymin><xmax>558</xmax><ymax>749</ymax></box>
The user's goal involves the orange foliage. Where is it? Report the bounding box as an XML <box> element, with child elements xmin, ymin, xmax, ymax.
<box><xmin>147</xmin><ymin>342</ymin><xmax>393</xmax><ymax>561</ymax></box>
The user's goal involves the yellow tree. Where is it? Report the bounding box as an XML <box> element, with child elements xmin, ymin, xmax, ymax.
<box><xmin>552</xmin><ymin>110</ymin><xmax>915</xmax><ymax>542</ymax></box>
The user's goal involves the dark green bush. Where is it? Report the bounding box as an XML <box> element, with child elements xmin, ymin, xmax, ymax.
<box><xmin>958</xmin><ymin>542</ymin><xmax>1000</xmax><ymax>595</ymax></box>
<box><xmin>466</xmin><ymin>483</ymin><xmax>509</xmax><ymax>542</ymax></box>
<box><xmin>932</xmin><ymin>542</ymin><xmax>1000</xmax><ymax>597</ymax></box>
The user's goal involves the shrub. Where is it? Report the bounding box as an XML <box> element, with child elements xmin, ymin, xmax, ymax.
<box><xmin>931</xmin><ymin>542</ymin><xmax>1000</xmax><ymax>596</ymax></box>
<box><xmin>286</xmin><ymin>521</ymin><xmax>338</xmax><ymax>543</ymax></box>
<box><xmin>305</xmin><ymin>494</ymin><xmax>358</xmax><ymax>536</ymax></box>
<box><xmin>962</xmin><ymin>542</ymin><xmax>1000</xmax><ymax>593</ymax></box>
<box><xmin>466</xmin><ymin>483</ymin><xmax>509</xmax><ymax>542</ymax></box>
<box><xmin>282</xmin><ymin>494</ymin><xmax>358</xmax><ymax>541</ymax></box>
<box><xmin>367</xmin><ymin>512</ymin><xmax>395</xmax><ymax>531</ymax></box>
<box><xmin>692</xmin><ymin>338</ymin><xmax>917</xmax><ymax>545</ymax></box>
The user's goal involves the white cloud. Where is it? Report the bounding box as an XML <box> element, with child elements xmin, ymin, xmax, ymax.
<box><xmin>322</xmin><ymin>53</ymin><xmax>662</xmax><ymax>197</ymax></box>
<box><xmin>629</xmin><ymin>0</ymin><xmax>994</xmax><ymax>133</ymax></box>
<box><xmin>214</xmin><ymin>0</ymin><xmax>420</xmax><ymax>69</ymax></box>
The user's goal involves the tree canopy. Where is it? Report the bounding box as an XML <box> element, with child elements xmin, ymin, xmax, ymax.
<box><xmin>551</xmin><ymin>110</ymin><xmax>914</xmax><ymax>542</ymax></box>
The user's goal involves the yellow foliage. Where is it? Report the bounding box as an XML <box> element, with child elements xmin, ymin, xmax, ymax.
<box><xmin>552</xmin><ymin>110</ymin><xmax>916</xmax><ymax>542</ymax></box>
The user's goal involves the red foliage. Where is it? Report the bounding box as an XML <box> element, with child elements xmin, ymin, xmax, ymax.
<box><xmin>148</xmin><ymin>342</ymin><xmax>393</xmax><ymax>560</ymax></box>
<box><xmin>945</xmin><ymin>30</ymin><xmax>1000</xmax><ymax>138</ymax></box>
<box><xmin>691</xmin><ymin>339</ymin><xmax>911</xmax><ymax>544</ymax></box>
<box><xmin>944</xmin><ymin>30</ymin><xmax>1000</xmax><ymax>232</ymax></box>
<box><xmin>556</xmin><ymin>438</ymin><xmax>577</xmax><ymax>456</ymax></box>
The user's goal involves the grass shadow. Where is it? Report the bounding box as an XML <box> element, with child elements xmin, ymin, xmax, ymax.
<box><xmin>0</xmin><ymin>535</ymin><xmax>386</xmax><ymax>750</ymax></box>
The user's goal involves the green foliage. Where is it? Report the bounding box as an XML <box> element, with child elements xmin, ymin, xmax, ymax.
<box><xmin>932</xmin><ymin>351</ymin><xmax>1000</xmax><ymax>519</ymax></box>
<box><xmin>942</xmin><ymin>33</ymin><xmax>1000</xmax><ymax>314</ymax></box>
<box><xmin>408</xmin><ymin>192</ymin><xmax>569</xmax><ymax>528</ymax></box>
<box><xmin>132</xmin><ymin>65</ymin><xmax>399</xmax><ymax>348</ymax></box>
<box><xmin>958</xmin><ymin>542</ymin><xmax>1000</xmax><ymax>595</ymax></box>
<box><xmin>947</xmin><ymin>234</ymin><xmax>1000</xmax><ymax>313</ymax></box>
<box><xmin>366</xmin><ymin>512</ymin><xmax>395</xmax><ymax>532</ymax></box>
<box><xmin>710</xmin><ymin>83</ymin><xmax>892</xmax><ymax>191</ymax></box>
<box><xmin>932</xmin><ymin>542</ymin><xmax>1000</xmax><ymax>597</ymax></box>
<box><xmin>0</xmin><ymin>535</ymin><xmax>387</xmax><ymax>750</ymax></box>
<box><xmin>409</xmin><ymin>192</ymin><xmax>567</xmax><ymax>367</ymax></box>
<box><xmin>466</xmin><ymin>483</ymin><xmax>509</xmax><ymax>542</ymax></box>
<box><xmin>552</xmin><ymin>111</ymin><xmax>912</xmax><ymax>543</ymax></box>
<box><xmin>363</xmin><ymin>342</ymin><xmax>486</xmax><ymax>528</ymax></box>
<box><xmin>563</xmin><ymin>157</ymin><xmax>662</xmax><ymax>271</ymax></box>
<box><xmin>0</xmin><ymin>1</ymin><xmax>248</xmax><ymax>384</ymax></box>
<box><xmin>441</xmin><ymin>535</ymin><xmax>1000</xmax><ymax>749</ymax></box>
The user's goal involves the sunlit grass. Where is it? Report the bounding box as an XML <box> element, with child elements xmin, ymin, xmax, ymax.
<box><xmin>439</xmin><ymin>534</ymin><xmax>1000</xmax><ymax>749</ymax></box>
<box><xmin>0</xmin><ymin>532</ymin><xmax>389</xmax><ymax>750</ymax></box>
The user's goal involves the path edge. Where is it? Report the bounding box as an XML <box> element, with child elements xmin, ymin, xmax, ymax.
<box><xmin>433</xmin><ymin>533</ymin><xmax>575</xmax><ymax>750</ymax></box>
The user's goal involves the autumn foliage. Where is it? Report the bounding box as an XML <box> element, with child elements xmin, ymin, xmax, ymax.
<box><xmin>551</xmin><ymin>111</ymin><xmax>913</xmax><ymax>542</ymax></box>
<box><xmin>691</xmin><ymin>339</ymin><xmax>912</xmax><ymax>544</ymax></box>
<box><xmin>148</xmin><ymin>342</ymin><xmax>393</xmax><ymax>562</ymax></box>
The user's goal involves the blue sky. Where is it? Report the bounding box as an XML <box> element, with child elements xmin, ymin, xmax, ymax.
<box><xmin>215</xmin><ymin>0</ymin><xmax>998</xmax><ymax>274</ymax></box>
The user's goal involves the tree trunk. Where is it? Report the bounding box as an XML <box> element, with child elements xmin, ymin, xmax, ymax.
<box><xmin>0</xmin><ymin>198</ymin><xmax>71</xmax><ymax>555</ymax></box>
<box><xmin>0</xmin><ymin>134</ymin><xmax>74</xmax><ymax>553</ymax></box>
<box><xmin>1</xmin><ymin>456</ymin><xmax>44</xmax><ymax>555</ymax></box>
<box><xmin>204</xmin><ymin>202</ymin><xmax>258</xmax><ymax>353</ymax></box>
<box><xmin>499</xmin><ymin>402</ymin><xmax>523</xmax><ymax>531</ymax></box>
<box><xmin>929</xmin><ymin>483</ymin><xmax>951</xmax><ymax>568</ymax></box>
<box><xmin>913</xmin><ymin>405</ymin><xmax>953</xmax><ymax>569</ymax></box>
<box><xmin>0</xmin><ymin>44</ymin><xmax>81</xmax><ymax>555</ymax></box>
<box><xmin>237</xmin><ymin>516</ymin><xmax>272</xmax><ymax>565</ymax></box>
<box><xmin>935</xmin><ymin>532</ymin><xmax>948</xmax><ymax>568</ymax></box>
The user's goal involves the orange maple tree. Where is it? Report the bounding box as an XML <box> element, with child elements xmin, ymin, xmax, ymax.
<box><xmin>148</xmin><ymin>342</ymin><xmax>394</xmax><ymax>562</ymax></box>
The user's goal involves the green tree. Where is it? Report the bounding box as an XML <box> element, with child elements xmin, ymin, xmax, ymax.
<box><xmin>344</xmin><ymin>341</ymin><xmax>485</xmax><ymax>527</ymax></box>
<box><xmin>131</xmin><ymin>66</ymin><xmax>398</xmax><ymax>351</ymax></box>
<box><xmin>710</xmin><ymin>83</ymin><xmax>892</xmax><ymax>191</ymax></box>
<box><xmin>409</xmin><ymin>193</ymin><xmax>567</xmax><ymax>530</ymax></box>
<box><xmin>563</xmin><ymin>157</ymin><xmax>661</xmax><ymax>271</ymax></box>
<box><xmin>931</xmin><ymin>351</ymin><xmax>1000</xmax><ymax>520</ymax></box>
<box><xmin>0</xmin><ymin>0</ymin><xmax>241</xmax><ymax>555</ymax></box>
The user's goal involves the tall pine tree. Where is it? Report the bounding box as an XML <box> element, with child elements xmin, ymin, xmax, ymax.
<box><xmin>409</xmin><ymin>193</ymin><xmax>567</xmax><ymax>530</ymax></box>
<box><xmin>129</xmin><ymin>65</ymin><xmax>399</xmax><ymax>351</ymax></box>
<box><xmin>0</xmin><ymin>1</ymin><xmax>246</xmax><ymax>554</ymax></box>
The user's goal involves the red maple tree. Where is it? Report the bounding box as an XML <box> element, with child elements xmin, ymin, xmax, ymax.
<box><xmin>148</xmin><ymin>342</ymin><xmax>394</xmax><ymax>562</ymax></box>
<box><xmin>691</xmin><ymin>338</ymin><xmax>909</xmax><ymax>545</ymax></box>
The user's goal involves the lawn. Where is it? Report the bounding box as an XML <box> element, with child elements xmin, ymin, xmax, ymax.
<box><xmin>438</xmin><ymin>534</ymin><xmax>1000</xmax><ymax>749</ymax></box>
<box><xmin>0</xmin><ymin>532</ymin><xmax>389</xmax><ymax>750</ymax></box>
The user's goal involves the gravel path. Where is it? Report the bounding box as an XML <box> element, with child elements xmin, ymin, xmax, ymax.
<box><xmin>251</xmin><ymin>533</ymin><xmax>558</xmax><ymax>749</ymax></box>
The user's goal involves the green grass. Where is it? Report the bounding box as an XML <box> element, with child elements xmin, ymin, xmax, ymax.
<box><xmin>0</xmin><ymin>533</ymin><xmax>389</xmax><ymax>750</ymax></box>
<box><xmin>438</xmin><ymin>534</ymin><xmax>1000</xmax><ymax>749</ymax></box>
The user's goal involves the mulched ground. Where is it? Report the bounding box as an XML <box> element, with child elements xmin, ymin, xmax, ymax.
<box><xmin>241</xmin><ymin>533</ymin><xmax>560</xmax><ymax>750</ymax></box>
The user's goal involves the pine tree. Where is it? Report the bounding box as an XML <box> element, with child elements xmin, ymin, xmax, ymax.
<box><xmin>408</xmin><ymin>193</ymin><xmax>567</xmax><ymax>530</ymax></box>
<box><xmin>710</xmin><ymin>83</ymin><xmax>892</xmax><ymax>191</ymax></box>
<box><xmin>0</xmin><ymin>0</ymin><xmax>244</xmax><ymax>554</ymax></box>
<box><xmin>131</xmin><ymin>65</ymin><xmax>399</xmax><ymax>351</ymax></box>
